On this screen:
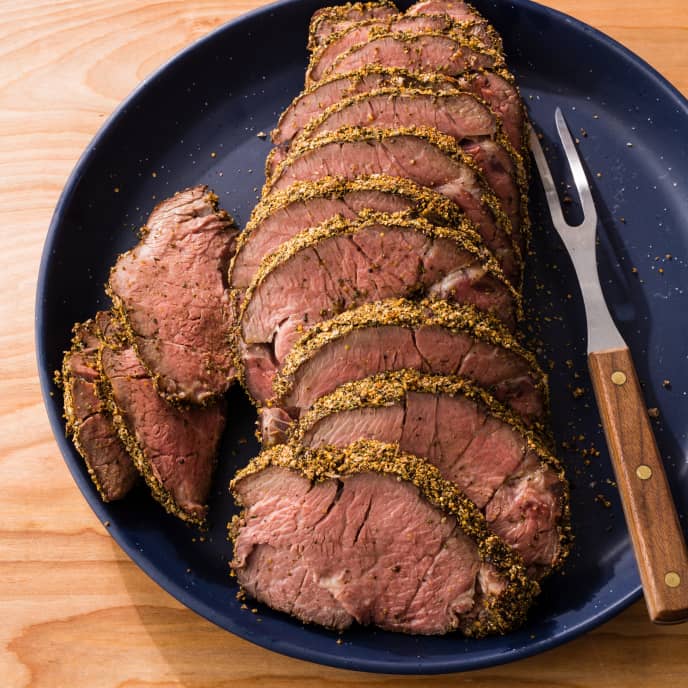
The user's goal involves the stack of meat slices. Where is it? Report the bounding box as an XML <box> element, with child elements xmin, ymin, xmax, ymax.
<box><xmin>61</xmin><ymin>186</ymin><xmax>238</xmax><ymax>526</ymax></box>
<box><xmin>229</xmin><ymin>0</ymin><xmax>571</xmax><ymax>636</ymax></box>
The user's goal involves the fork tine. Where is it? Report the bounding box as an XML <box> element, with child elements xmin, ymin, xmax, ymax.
<box><xmin>528</xmin><ymin>126</ymin><xmax>570</xmax><ymax>230</ymax></box>
<box><xmin>555</xmin><ymin>107</ymin><xmax>597</xmax><ymax>226</ymax></box>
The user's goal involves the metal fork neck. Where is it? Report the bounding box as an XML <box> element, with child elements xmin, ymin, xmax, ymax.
<box><xmin>565</xmin><ymin>240</ymin><xmax>627</xmax><ymax>353</ymax></box>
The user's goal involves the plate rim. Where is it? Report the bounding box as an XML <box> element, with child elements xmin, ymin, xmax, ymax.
<box><xmin>35</xmin><ymin>0</ymin><xmax>688</xmax><ymax>674</ymax></box>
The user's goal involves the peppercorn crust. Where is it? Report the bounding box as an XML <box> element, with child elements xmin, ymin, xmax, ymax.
<box><xmin>290</xmin><ymin>370</ymin><xmax>571</xmax><ymax>572</ymax></box>
<box><xmin>233</xmin><ymin>209</ymin><xmax>523</xmax><ymax>398</ymax></box>
<box><xmin>262</xmin><ymin>125</ymin><xmax>514</xmax><ymax>253</ymax></box>
<box><xmin>229</xmin><ymin>439</ymin><xmax>541</xmax><ymax>637</ymax></box>
<box><xmin>238</xmin><ymin>209</ymin><xmax>519</xmax><ymax>327</ymax></box>
<box><xmin>273</xmin><ymin>296</ymin><xmax>549</xmax><ymax>414</ymax></box>
<box><xmin>263</xmin><ymin>124</ymin><xmax>512</xmax><ymax>234</ymax></box>
<box><xmin>305</xmin><ymin>18</ymin><xmax>505</xmax><ymax>85</ymax></box>
<box><xmin>271</xmin><ymin>65</ymin><xmax>517</xmax><ymax>146</ymax></box>
<box><xmin>307</xmin><ymin>0</ymin><xmax>399</xmax><ymax>51</ymax></box>
<box><xmin>60</xmin><ymin>319</ymin><xmax>128</xmax><ymax>502</ymax></box>
<box><xmin>278</xmin><ymin>86</ymin><xmax>528</xmax><ymax>266</ymax></box>
<box><xmin>231</xmin><ymin>175</ymin><xmax>474</xmax><ymax>284</ymax></box>
<box><xmin>93</xmin><ymin>314</ymin><xmax>207</xmax><ymax>527</ymax></box>
<box><xmin>316</xmin><ymin>29</ymin><xmax>506</xmax><ymax>89</ymax></box>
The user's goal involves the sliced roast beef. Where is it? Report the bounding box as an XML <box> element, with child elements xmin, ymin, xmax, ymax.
<box><xmin>306</xmin><ymin>14</ymin><xmax>502</xmax><ymax>84</ymax></box>
<box><xmin>107</xmin><ymin>185</ymin><xmax>239</xmax><ymax>406</ymax></box>
<box><xmin>61</xmin><ymin>318</ymin><xmax>137</xmax><ymax>502</ymax></box>
<box><xmin>264</xmin><ymin>126</ymin><xmax>513</xmax><ymax>265</ymax></box>
<box><xmin>272</xmin><ymin>67</ymin><xmax>457</xmax><ymax>147</ymax></box>
<box><xmin>292</xmin><ymin>371</ymin><xmax>569</xmax><ymax>575</ymax></box>
<box><xmin>277</xmin><ymin>88</ymin><xmax>525</xmax><ymax>262</ymax></box>
<box><xmin>270</xmin><ymin>297</ymin><xmax>547</xmax><ymax>425</ymax></box>
<box><xmin>319</xmin><ymin>31</ymin><xmax>504</xmax><ymax>86</ymax></box>
<box><xmin>230</xmin><ymin>176</ymin><xmax>466</xmax><ymax>290</ymax></box>
<box><xmin>308</xmin><ymin>0</ymin><xmax>399</xmax><ymax>51</ymax></box>
<box><xmin>96</xmin><ymin>311</ymin><xmax>226</xmax><ymax>525</ymax></box>
<box><xmin>230</xmin><ymin>440</ymin><xmax>538</xmax><ymax>635</ymax></box>
<box><xmin>267</xmin><ymin>86</ymin><xmax>497</xmax><ymax>175</ymax></box>
<box><xmin>272</xmin><ymin>67</ymin><xmax>525</xmax><ymax>157</ymax></box>
<box><xmin>238</xmin><ymin>211</ymin><xmax>519</xmax><ymax>402</ymax></box>
<box><xmin>297</xmin><ymin>87</ymin><xmax>497</xmax><ymax>143</ymax></box>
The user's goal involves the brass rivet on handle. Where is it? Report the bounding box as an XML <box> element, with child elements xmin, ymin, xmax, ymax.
<box><xmin>636</xmin><ymin>465</ymin><xmax>652</xmax><ymax>480</ymax></box>
<box><xmin>611</xmin><ymin>371</ymin><xmax>627</xmax><ymax>385</ymax></box>
<box><xmin>665</xmin><ymin>572</ymin><xmax>681</xmax><ymax>588</ymax></box>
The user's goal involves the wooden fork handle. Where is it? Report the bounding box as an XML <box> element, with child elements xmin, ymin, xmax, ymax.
<box><xmin>589</xmin><ymin>346</ymin><xmax>688</xmax><ymax>623</ymax></box>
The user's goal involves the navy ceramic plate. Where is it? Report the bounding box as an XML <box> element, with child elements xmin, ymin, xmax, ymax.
<box><xmin>37</xmin><ymin>0</ymin><xmax>688</xmax><ymax>674</ymax></box>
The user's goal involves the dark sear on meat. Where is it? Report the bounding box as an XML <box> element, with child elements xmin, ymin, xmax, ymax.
<box><xmin>290</xmin><ymin>370</ymin><xmax>569</xmax><ymax>577</ymax></box>
<box><xmin>230</xmin><ymin>440</ymin><xmax>539</xmax><ymax>636</ymax></box>
<box><xmin>264</xmin><ymin>126</ymin><xmax>515</xmax><ymax>269</ymax></box>
<box><xmin>108</xmin><ymin>185</ymin><xmax>239</xmax><ymax>406</ymax></box>
<box><xmin>96</xmin><ymin>311</ymin><xmax>227</xmax><ymax>526</ymax></box>
<box><xmin>61</xmin><ymin>318</ymin><xmax>138</xmax><ymax>502</ymax></box>
<box><xmin>317</xmin><ymin>31</ymin><xmax>505</xmax><ymax>86</ymax></box>
<box><xmin>230</xmin><ymin>176</ymin><xmax>472</xmax><ymax>291</ymax></box>
<box><xmin>237</xmin><ymin>210</ymin><xmax>520</xmax><ymax>403</ymax></box>
<box><xmin>308</xmin><ymin>0</ymin><xmax>399</xmax><ymax>50</ymax></box>
<box><xmin>306</xmin><ymin>14</ymin><xmax>503</xmax><ymax>84</ymax></box>
<box><xmin>267</xmin><ymin>297</ymin><xmax>549</xmax><ymax>428</ymax></box>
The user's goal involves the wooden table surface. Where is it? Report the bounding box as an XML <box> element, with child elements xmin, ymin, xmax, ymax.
<box><xmin>2</xmin><ymin>1</ymin><xmax>687</xmax><ymax>685</ymax></box>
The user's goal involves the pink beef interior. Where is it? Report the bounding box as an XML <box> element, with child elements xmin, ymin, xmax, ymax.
<box><xmin>240</xmin><ymin>223</ymin><xmax>515</xmax><ymax>401</ymax></box>
<box><xmin>301</xmin><ymin>387</ymin><xmax>562</xmax><ymax>573</ymax></box>
<box><xmin>232</xmin><ymin>465</ymin><xmax>503</xmax><ymax>634</ymax></box>
<box><xmin>100</xmin><ymin>315</ymin><xmax>226</xmax><ymax>521</ymax></box>
<box><xmin>280</xmin><ymin>320</ymin><xmax>544</xmax><ymax>423</ymax></box>
<box><xmin>322</xmin><ymin>33</ymin><xmax>500</xmax><ymax>85</ymax></box>
<box><xmin>232</xmin><ymin>187</ymin><xmax>417</xmax><ymax>290</ymax></box>
<box><xmin>268</xmin><ymin>132</ymin><xmax>502</xmax><ymax>248</ymax></box>
<box><xmin>108</xmin><ymin>185</ymin><xmax>238</xmax><ymax>404</ymax></box>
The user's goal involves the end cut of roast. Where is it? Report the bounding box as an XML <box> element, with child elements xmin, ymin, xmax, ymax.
<box><xmin>61</xmin><ymin>318</ymin><xmax>137</xmax><ymax>502</ymax></box>
<box><xmin>108</xmin><ymin>185</ymin><xmax>239</xmax><ymax>406</ymax></box>
<box><xmin>230</xmin><ymin>440</ymin><xmax>539</xmax><ymax>636</ymax></box>
<box><xmin>96</xmin><ymin>311</ymin><xmax>226</xmax><ymax>525</ymax></box>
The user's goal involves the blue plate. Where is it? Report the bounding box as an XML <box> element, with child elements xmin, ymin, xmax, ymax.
<box><xmin>36</xmin><ymin>0</ymin><xmax>688</xmax><ymax>674</ymax></box>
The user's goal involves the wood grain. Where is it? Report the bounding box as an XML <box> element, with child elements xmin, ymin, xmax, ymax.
<box><xmin>589</xmin><ymin>347</ymin><xmax>688</xmax><ymax>623</ymax></box>
<box><xmin>1</xmin><ymin>1</ymin><xmax>687</xmax><ymax>686</ymax></box>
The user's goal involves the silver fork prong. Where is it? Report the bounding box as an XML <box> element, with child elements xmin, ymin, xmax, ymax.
<box><xmin>529</xmin><ymin>110</ymin><xmax>626</xmax><ymax>353</ymax></box>
<box><xmin>528</xmin><ymin>125</ymin><xmax>570</xmax><ymax>230</ymax></box>
<box><xmin>555</xmin><ymin>107</ymin><xmax>597</xmax><ymax>228</ymax></box>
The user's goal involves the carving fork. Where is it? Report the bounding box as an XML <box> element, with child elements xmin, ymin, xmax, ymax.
<box><xmin>529</xmin><ymin>109</ymin><xmax>688</xmax><ymax>623</ymax></box>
